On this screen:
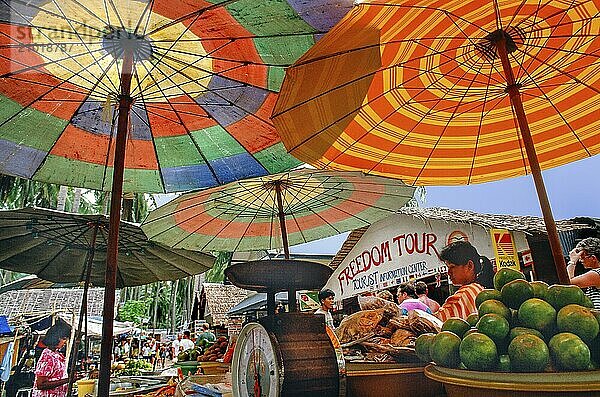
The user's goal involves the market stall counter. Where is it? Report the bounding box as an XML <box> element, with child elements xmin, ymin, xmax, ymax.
<box><xmin>74</xmin><ymin>376</ymin><xmax>170</xmax><ymax>397</ymax></box>
<box><xmin>346</xmin><ymin>362</ymin><xmax>444</xmax><ymax>397</ymax></box>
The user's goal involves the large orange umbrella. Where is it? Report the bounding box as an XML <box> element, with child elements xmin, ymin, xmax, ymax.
<box><xmin>273</xmin><ymin>0</ymin><xmax>600</xmax><ymax>283</ymax></box>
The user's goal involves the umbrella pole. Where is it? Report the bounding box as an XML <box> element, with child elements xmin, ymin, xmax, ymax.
<box><xmin>66</xmin><ymin>223</ymin><xmax>98</xmax><ymax>397</ymax></box>
<box><xmin>98</xmin><ymin>50</ymin><xmax>134</xmax><ymax>397</ymax></box>
<box><xmin>496</xmin><ymin>36</ymin><xmax>569</xmax><ymax>284</ymax></box>
<box><xmin>274</xmin><ymin>182</ymin><xmax>297</xmax><ymax>312</ymax></box>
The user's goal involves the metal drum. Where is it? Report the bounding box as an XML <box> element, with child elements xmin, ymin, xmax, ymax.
<box><xmin>225</xmin><ymin>260</ymin><xmax>333</xmax><ymax>292</ymax></box>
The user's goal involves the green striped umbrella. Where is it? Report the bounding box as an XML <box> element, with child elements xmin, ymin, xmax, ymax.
<box><xmin>142</xmin><ymin>169</ymin><xmax>416</xmax><ymax>254</ymax></box>
<box><xmin>0</xmin><ymin>0</ymin><xmax>353</xmax><ymax>192</ymax></box>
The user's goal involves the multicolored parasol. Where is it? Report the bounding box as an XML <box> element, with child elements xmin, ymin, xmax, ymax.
<box><xmin>273</xmin><ymin>0</ymin><xmax>600</xmax><ymax>282</ymax></box>
<box><xmin>0</xmin><ymin>0</ymin><xmax>353</xmax><ymax>192</ymax></box>
<box><xmin>142</xmin><ymin>168</ymin><xmax>415</xmax><ymax>311</ymax></box>
<box><xmin>141</xmin><ymin>169</ymin><xmax>415</xmax><ymax>254</ymax></box>
<box><xmin>0</xmin><ymin>2</ymin><xmax>352</xmax><ymax>392</ymax></box>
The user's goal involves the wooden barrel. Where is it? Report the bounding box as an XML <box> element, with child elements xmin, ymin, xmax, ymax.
<box><xmin>230</xmin><ymin>312</ymin><xmax>340</xmax><ymax>397</ymax></box>
<box><xmin>259</xmin><ymin>313</ymin><xmax>343</xmax><ymax>397</ymax></box>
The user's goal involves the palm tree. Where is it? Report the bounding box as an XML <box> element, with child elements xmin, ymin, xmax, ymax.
<box><xmin>0</xmin><ymin>174</ymin><xmax>96</xmax><ymax>213</ymax></box>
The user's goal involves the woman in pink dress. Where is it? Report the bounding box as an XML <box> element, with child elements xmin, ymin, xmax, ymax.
<box><xmin>33</xmin><ymin>321</ymin><xmax>72</xmax><ymax>397</ymax></box>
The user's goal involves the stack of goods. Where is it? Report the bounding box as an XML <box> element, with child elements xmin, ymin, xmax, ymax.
<box><xmin>335</xmin><ymin>296</ymin><xmax>442</xmax><ymax>363</ymax></box>
<box><xmin>174</xmin><ymin>373</ymin><xmax>232</xmax><ymax>397</ymax></box>
<box><xmin>415</xmin><ymin>268</ymin><xmax>600</xmax><ymax>372</ymax></box>
<box><xmin>176</xmin><ymin>337</ymin><xmax>229</xmax><ymax>363</ymax></box>
<box><xmin>197</xmin><ymin>337</ymin><xmax>229</xmax><ymax>362</ymax></box>
<box><xmin>113</xmin><ymin>359</ymin><xmax>153</xmax><ymax>375</ymax></box>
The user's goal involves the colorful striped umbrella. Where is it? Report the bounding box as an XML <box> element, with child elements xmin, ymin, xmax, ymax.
<box><xmin>273</xmin><ymin>0</ymin><xmax>600</xmax><ymax>283</ymax></box>
<box><xmin>0</xmin><ymin>2</ymin><xmax>352</xmax><ymax>391</ymax></box>
<box><xmin>0</xmin><ymin>0</ymin><xmax>352</xmax><ymax>193</ymax></box>
<box><xmin>142</xmin><ymin>169</ymin><xmax>415</xmax><ymax>312</ymax></box>
<box><xmin>142</xmin><ymin>169</ymin><xmax>415</xmax><ymax>253</ymax></box>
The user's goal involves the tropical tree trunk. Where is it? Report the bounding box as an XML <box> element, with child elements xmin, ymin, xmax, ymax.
<box><xmin>170</xmin><ymin>280</ymin><xmax>178</xmax><ymax>334</ymax></box>
<box><xmin>120</xmin><ymin>287</ymin><xmax>128</xmax><ymax>303</ymax></box>
<box><xmin>73</xmin><ymin>188</ymin><xmax>82</xmax><ymax>213</ymax></box>
<box><xmin>102</xmin><ymin>192</ymin><xmax>110</xmax><ymax>215</ymax></box>
<box><xmin>187</xmin><ymin>277</ymin><xmax>194</xmax><ymax>326</ymax></box>
<box><xmin>21</xmin><ymin>180</ymin><xmax>30</xmax><ymax>207</ymax></box>
<box><xmin>152</xmin><ymin>282</ymin><xmax>160</xmax><ymax>331</ymax></box>
<box><xmin>122</xmin><ymin>192</ymin><xmax>134</xmax><ymax>222</ymax></box>
<box><xmin>57</xmin><ymin>185</ymin><xmax>68</xmax><ymax>211</ymax></box>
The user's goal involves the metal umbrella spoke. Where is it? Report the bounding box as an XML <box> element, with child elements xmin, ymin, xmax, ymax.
<box><xmin>324</xmin><ymin>45</ymin><xmax>490</xmax><ymax>170</ymax></box>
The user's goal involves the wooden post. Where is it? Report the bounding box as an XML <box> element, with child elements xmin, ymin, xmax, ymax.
<box><xmin>495</xmin><ymin>35</ymin><xmax>569</xmax><ymax>284</ymax></box>
<box><xmin>67</xmin><ymin>223</ymin><xmax>99</xmax><ymax>397</ymax></box>
<box><xmin>97</xmin><ymin>49</ymin><xmax>134</xmax><ymax>397</ymax></box>
<box><xmin>274</xmin><ymin>182</ymin><xmax>297</xmax><ymax>312</ymax></box>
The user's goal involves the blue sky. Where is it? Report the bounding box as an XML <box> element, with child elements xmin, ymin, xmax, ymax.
<box><xmin>291</xmin><ymin>155</ymin><xmax>600</xmax><ymax>255</ymax></box>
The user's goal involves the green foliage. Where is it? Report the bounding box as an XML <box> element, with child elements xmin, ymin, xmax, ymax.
<box><xmin>0</xmin><ymin>174</ymin><xmax>95</xmax><ymax>213</ymax></box>
<box><xmin>205</xmin><ymin>252</ymin><xmax>233</xmax><ymax>283</ymax></box>
<box><xmin>117</xmin><ymin>298</ymin><xmax>152</xmax><ymax>324</ymax></box>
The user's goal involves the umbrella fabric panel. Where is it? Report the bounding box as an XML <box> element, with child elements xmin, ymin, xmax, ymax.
<box><xmin>273</xmin><ymin>0</ymin><xmax>600</xmax><ymax>185</ymax></box>
<box><xmin>0</xmin><ymin>0</ymin><xmax>353</xmax><ymax>193</ymax></box>
<box><xmin>0</xmin><ymin>275</ymin><xmax>80</xmax><ymax>295</ymax></box>
<box><xmin>142</xmin><ymin>169</ymin><xmax>416</xmax><ymax>252</ymax></box>
<box><xmin>0</xmin><ymin>208</ymin><xmax>215</xmax><ymax>287</ymax></box>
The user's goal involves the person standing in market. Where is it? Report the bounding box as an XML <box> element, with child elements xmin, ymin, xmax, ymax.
<box><xmin>179</xmin><ymin>331</ymin><xmax>195</xmax><ymax>352</ymax></box>
<box><xmin>121</xmin><ymin>339</ymin><xmax>130</xmax><ymax>359</ymax></box>
<box><xmin>568</xmin><ymin>237</ymin><xmax>600</xmax><ymax>309</ymax></box>
<box><xmin>397</xmin><ymin>282</ymin><xmax>432</xmax><ymax>315</ymax></box>
<box><xmin>195</xmin><ymin>323</ymin><xmax>216</xmax><ymax>348</ymax></box>
<box><xmin>171</xmin><ymin>333</ymin><xmax>182</xmax><ymax>361</ymax></box>
<box><xmin>415</xmin><ymin>281</ymin><xmax>441</xmax><ymax>312</ymax></box>
<box><xmin>315</xmin><ymin>288</ymin><xmax>336</xmax><ymax>330</ymax></box>
<box><xmin>435</xmin><ymin>241</ymin><xmax>494</xmax><ymax>321</ymax></box>
<box><xmin>32</xmin><ymin>321</ymin><xmax>76</xmax><ymax>397</ymax></box>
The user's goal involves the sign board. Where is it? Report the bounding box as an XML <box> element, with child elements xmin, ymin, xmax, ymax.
<box><xmin>227</xmin><ymin>318</ymin><xmax>243</xmax><ymax>338</ymax></box>
<box><xmin>522</xmin><ymin>250</ymin><xmax>534</xmax><ymax>267</ymax></box>
<box><xmin>325</xmin><ymin>213</ymin><xmax>530</xmax><ymax>300</ymax></box>
<box><xmin>490</xmin><ymin>229</ymin><xmax>521</xmax><ymax>271</ymax></box>
<box><xmin>299</xmin><ymin>292</ymin><xmax>320</xmax><ymax>311</ymax></box>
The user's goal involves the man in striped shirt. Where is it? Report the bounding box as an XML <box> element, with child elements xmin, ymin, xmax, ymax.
<box><xmin>435</xmin><ymin>241</ymin><xmax>494</xmax><ymax>322</ymax></box>
<box><xmin>568</xmin><ymin>237</ymin><xmax>600</xmax><ymax>310</ymax></box>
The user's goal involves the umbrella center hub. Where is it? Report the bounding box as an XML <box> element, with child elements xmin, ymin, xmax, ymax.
<box><xmin>102</xmin><ymin>26</ymin><xmax>153</xmax><ymax>61</ymax></box>
<box><xmin>476</xmin><ymin>28</ymin><xmax>524</xmax><ymax>61</ymax></box>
